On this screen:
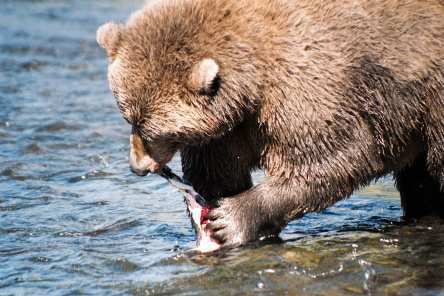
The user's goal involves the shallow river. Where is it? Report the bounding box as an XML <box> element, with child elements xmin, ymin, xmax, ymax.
<box><xmin>1</xmin><ymin>1</ymin><xmax>444</xmax><ymax>295</ymax></box>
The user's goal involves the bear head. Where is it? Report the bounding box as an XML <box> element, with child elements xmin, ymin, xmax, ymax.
<box><xmin>97</xmin><ymin>2</ymin><xmax>259</xmax><ymax>174</ymax></box>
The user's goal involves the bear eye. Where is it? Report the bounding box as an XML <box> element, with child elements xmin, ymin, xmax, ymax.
<box><xmin>132</xmin><ymin>118</ymin><xmax>146</xmax><ymax>131</ymax></box>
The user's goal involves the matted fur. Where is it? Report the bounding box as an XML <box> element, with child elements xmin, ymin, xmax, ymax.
<box><xmin>98</xmin><ymin>0</ymin><xmax>444</xmax><ymax>246</ymax></box>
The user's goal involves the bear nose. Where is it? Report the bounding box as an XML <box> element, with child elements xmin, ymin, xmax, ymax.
<box><xmin>129</xmin><ymin>165</ymin><xmax>149</xmax><ymax>176</ymax></box>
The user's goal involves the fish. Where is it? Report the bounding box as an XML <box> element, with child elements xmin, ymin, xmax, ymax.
<box><xmin>158</xmin><ymin>166</ymin><xmax>221</xmax><ymax>252</ymax></box>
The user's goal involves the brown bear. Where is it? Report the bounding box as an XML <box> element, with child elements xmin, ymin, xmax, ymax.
<box><xmin>97</xmin><ymin>0</ymin><xmax>444</xmax><ymax>248</ymax></box>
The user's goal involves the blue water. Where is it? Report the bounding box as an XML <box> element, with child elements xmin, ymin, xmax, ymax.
<box><xmin>1</xmin><ymin>1</ymin><xmax>444</xmax><ymax>295</ymax></box>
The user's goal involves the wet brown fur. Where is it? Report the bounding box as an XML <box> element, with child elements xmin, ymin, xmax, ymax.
<box><xmin>98</xmin><ymin>0</ymin><xmax>444</xmax><ymax>246</ymax></box>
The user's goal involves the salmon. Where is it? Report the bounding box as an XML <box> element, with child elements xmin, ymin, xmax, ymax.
<box><xmin>159</xmin><ymin>167</ymin><xmax>221</xmax><ymax>252</ymax></box>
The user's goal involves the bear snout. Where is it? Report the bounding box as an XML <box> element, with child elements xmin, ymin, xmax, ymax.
<box><xmin>129</xmin><ymin>147</ymin><xmax>162</xmax><ymax>175</ymax></box>
<box><xmin>129</xmin><ymin>133</ymin><xmax>176</xmax><ymax>175</ymax></box>
<box><xmin>129</xmin><ymin>134</ymin><xmax>163</xmax><ymax>175</ymax></box>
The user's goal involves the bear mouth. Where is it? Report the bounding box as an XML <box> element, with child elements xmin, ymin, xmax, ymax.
<box><xmin>158</xmin><ymin>166</ymin><xmax>221</xmax><ymax>252</ymax></box>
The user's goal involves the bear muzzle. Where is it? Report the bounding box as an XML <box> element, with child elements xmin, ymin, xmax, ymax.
<box><xmin>129</xmin><ymin>133</ymin><xmax>174</xmax><ymax>175</ymax></box>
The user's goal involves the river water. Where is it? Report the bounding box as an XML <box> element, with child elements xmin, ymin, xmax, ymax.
<box><xmin>1</xmin><ymin>1</ymin><xmax>444</xmax><ymax>295</ymax></box>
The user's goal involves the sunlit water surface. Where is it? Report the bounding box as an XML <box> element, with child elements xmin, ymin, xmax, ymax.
<box><xmin>1</xmin><ymin>1</ymin><xmax>444</xmax><ymax>295</ymax></box>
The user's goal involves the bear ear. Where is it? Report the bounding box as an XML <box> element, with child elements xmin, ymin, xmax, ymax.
<box><xmin>96</xmin><ymin>22</ymin><xmax>124</xmax><ymax>59</ymax></box>
<box><xmin>188</xmin><ymin>58</ymin><xmax>220</xmax><ymax>95</ymax></box>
